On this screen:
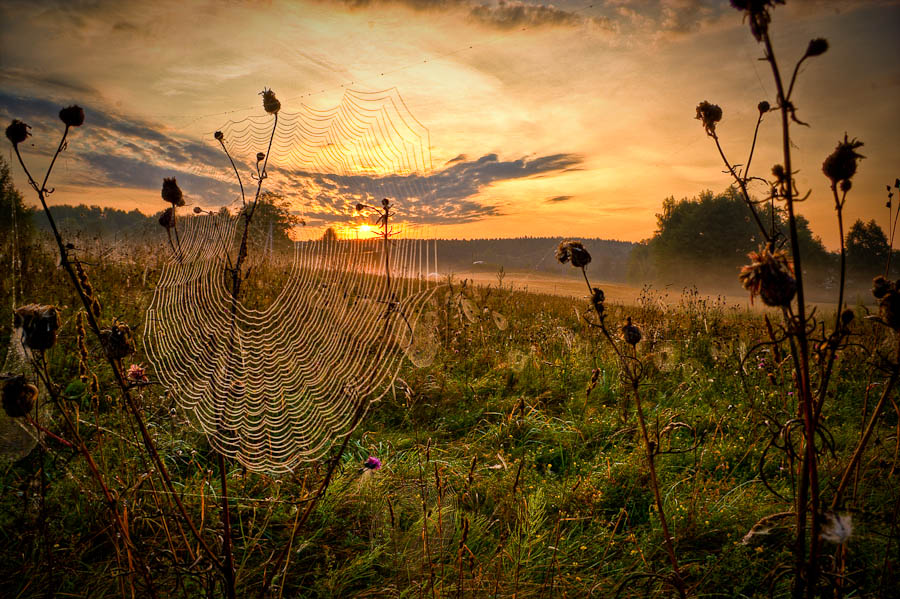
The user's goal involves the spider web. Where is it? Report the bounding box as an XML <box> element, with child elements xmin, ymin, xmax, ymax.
<box><xmin>144</xmin><ymin>89</ymin><xmax>441</xmax><ymax>473</ymax></box>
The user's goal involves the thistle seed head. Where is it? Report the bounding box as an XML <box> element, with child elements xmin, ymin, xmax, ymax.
<box><xmin>823</xmin><ymin>134</ymin><xmax>865</xmax><ymax>186</ymax></box>
<box><xmin>804</xmin><ymin>38</ymin><xmax>829</xmax><ymax>58</ymax></box>
<box><xmin>59</xmin><ymin>105</ymin><xmax>85</xmax><ymax>128</ymax></box>
<box><xmin>2</xmin><ymin>376</ymin><xmax>38</xmax><ymax>418</ymax></box>
<box><xmin>260</xmin><ymin>88</ymin><xmax>281</xmax><ymax>114</ymax></box>
<box><xmin>161</xmin><ymin>177</ymin><xmax>185</xmax><ymax>207</ymax></box>
<box><xmin>5</xmin><ymin>119</ymin><xmax>30</xmax><ymax>146</ymax></box>
<box><xmin>695</xmin><ymin>101</ymin><xmax>723</xmax><ymax>136</ymax></box>
<box><xmin>159</xmin><ymin>207</ymin><xmax>175</xmax><ymax>229</ymax></box>
<box><xmin>556</xmin><ymin>240</ymin><xmax>592</xmax><ymax>268</ymax></box>
<box><xmin>739</xmin><ymin>246</ymin><xmax>796</xmax><ymax>307</ymax></box>
<box><xmin>14</xmin><ymin>304</ymin><xmax>61</xmax><ymax>351</ymax></box>
<box><xmin>622</xmin><ymin>316</ymin><xmax>642</xmax><ymax>346</ymax></box>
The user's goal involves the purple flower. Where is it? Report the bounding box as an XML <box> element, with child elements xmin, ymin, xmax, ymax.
<box><xmin>364</xmin><ymin>456</ymin><xmax>382</xmax><ymax>470</ymax></box>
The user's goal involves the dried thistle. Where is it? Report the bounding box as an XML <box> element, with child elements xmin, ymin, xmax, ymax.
<box><xmin>260</xmin><ymin>88</ymin><xmax>281</xmax><ymax>114</ymax></box>
<box><xmin>256</xmin><ymin>152</ymin><xmax>265</xmax><ymax>162</ymax></box>
<box><xmin>214</xmin><ymin>130</ymin><xmax>224</xmax><ymax>141</ymax></box>
<box><xmin>758</xmin><ymin>100</ymin><xmax>770</xmax><ymax>114</ymax></box>
<box><xmin>622</xmin><ymin>316</ymin><xmax>642</xmax><ymax>347</ymax></box>
<box><xmin>59</xmin><ymin>105</ymin><xmax>85</xmax><ymax>128</ymax></box>
<box><xmin>5</xmin><ymin>119</ymin><xmax>30</xmax><ymax>146</ymax></box>
<box><xmin>729</xmin><ymin>0</ymin><xmax>784</xmax><ymax>41</ymax></box>
<box><xmin>872</xmin><ymin>276</ymin><xmax>892</xmax><ymax>299</ymax></box>
<box><xmin>161</xmin><ymin>177</ymin><xmax>185</xmax><ymax>207</ymax></box>
<box><xmin>2</xmin><ymin>376</ymin><xmax>38</xmax><ymax>418</ymax></box>
<box><xmin>100</xmin><ymin>320</ymin><xmax>135</xmax><ymax>360</ymax></box>
<box><xmin>555</xmin><ymin>240</ymin><xmax>592</xmax><ymax>268</ymax></box>
<box><xmin>591</xmin><ymin>287</ymin><xmax>605</xmax><ymax>316</ymax></box>
<box><xmin>822</xmin><ymin>134</ymin><xmax>865</xmax><ymax>186</ymax></box>
<box><xmin>14</xmin><ymin>304</ymin><xmax>61</xmax><ymax>351</ymax></box>
<box><xmin>695</xmin><ymin>101</ymin><xmax>723</xmax><ymax>136</ymax></box>
<box><xmin>739</xmin><ymin>246</ymin><xmax>796</xmax><ymax>307</ymax></box>
<box><xmin>159</xmin><ymin>207</ymin><xmax>175</xmax><ymax>229</ymax></box>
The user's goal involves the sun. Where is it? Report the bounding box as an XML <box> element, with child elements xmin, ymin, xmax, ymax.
<box><xmin>357</xmin><ymin>223</ymin><xmax>373</xmax><ymax>237</ymax></box>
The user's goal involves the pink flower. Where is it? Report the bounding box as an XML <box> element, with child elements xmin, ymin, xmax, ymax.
<box><xmin>127</xmin><ymin>363</ymin><xmax>148</xmax><ymax>382</ymax></box>
<box><xmin>364</xmin><ymin>456</ymin><xmax>382</xmax><ymax>470</ymax></box>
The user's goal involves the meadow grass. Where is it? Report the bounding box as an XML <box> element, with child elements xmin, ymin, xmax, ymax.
<box><xmin>1</xmin><ymin>247</ymin><xmax>896</xmax><ymax>598</ymax></box>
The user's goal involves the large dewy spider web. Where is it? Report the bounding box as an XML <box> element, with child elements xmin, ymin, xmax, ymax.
<box><xmin>144</xmin><ymin>89</ymin><xmax>440</xmax><ymax>473</ymax></box>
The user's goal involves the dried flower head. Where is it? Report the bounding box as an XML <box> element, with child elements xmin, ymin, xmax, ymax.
<box><xmin>59</xmin><ymin>105</ymin><xmax>85</xmax><ymax>128</ymax></box>
<box><xmin>260</xmin><ymin>88</ymin><xmax>281</xmax><ymax>114</ymax></box>
<box><xmin>739</xmin><ymin>246</ymin><xmax>796</xmax><ymax>307</ymax></box>
<box><xmin>159</xmin><ymin>207</ymin><xmax>175</xmax><ymax>229</ymax></box>
<box><xmin>840</xmin><ymin>308</ymin><xmax>854</xmax><ymax>328</ymax></box>
<box><xmin>5</xmin><ymin>119</ymin><xmax>31</xmax><ymax>146</ymax></box>
<box><xmin>730</xmin><ymin>0</ymin><xmax>784</xmax><ymax>41</ymax></box>
<box><xmin>819</xmin><ymin>511</ymin><xmax>852</xmax><ymax>544</ymax></box>
<box><xmin>757</xmin><ymin>100</ymin><xmax>770</xmax><ymax>114</ymax></box>
<box><xmin>822</xmin><ymin>134</ymin><xmax>865</xmax><ymax>186</ymax></box>
<box><xmin>214</xmin><ymin>130</ymin><xmax>224</xmax><ymax>141</ymax></box>
<box><xmin>364</xmin><ymin>456</ymin><xmax>382</xmax><ymax>470</ymax></box>
<box><xmin>193</xmin><ymin>206</ymin><xmax>203</xmax><ymax>214</ymax></box>
<box><xmin>355</xmin><ymin>203</ymin><xmax>366</xmax><ymax>212</ymax></box>
<box><xmin>256</xmin><ymin>152</ymin><xmax>265</xmax><ymax>162</ymax></box>
<box><xmin>127</xmin><ymin>363</ymin><xmax>149</xmax><ymax>383</ymax></box>
<box><xmin>556</xmin><ymin>240</ymin><xmax>592</xmax><ymax>268</ymax></box>
<box><xmin>100</xmin><ymin>320</ymin><xmax>135</xmax><ymax>360</ymax></box>
<box><xmin>622</xmin><ymin>316</ymin><xmax>642</xmax><ymax>346</ymax></box>
<box><xmin>771</xmin><ymin>164</ymin><xmax>787</xmax><ymax>184</ymax></box>
<box><xmin>161</xmin><ymin>177</ymin><xmax>185</xmax><ymax>207</ymax></box>
<box><xmin>872</xmin><ymin>276</ymin><xmax>892</xmax><ymax>299</ymax></box>
<box><xmin>879</xmin><ymin>287</ymin><xmax>900</xmax><ymax>330</ymax></box>
<box><xmin>695</xmin><ymin>101</ymin><xmax>723</xmax><ymax>136</ymax></box>
<box><xmin>2</xmin><ymin>375</ymin><xmax>38</xmax><ymax>418</ymax></box>
<box><xmin>840</xmin><ymin>180</ymin><xmax>852</xmax><ymax>193</ymax></box>
<box><xmin>381</xmin><ymin>198</ymin><xmax>390</xmax><ymax>207</ymax></box>
<box><xmin>804</xmin><ymin>38</ymin><xmax>829</xmax><ymax>58</ymax></box>
<box><xmin>591</xmin><ymin>287</ymin><xmax>605</xmax><ymax>316</ymax></box>
<box><xmin>14</xmin><ymin>304</ymin><xmax>61</xmax><ymax>351</ymax></box>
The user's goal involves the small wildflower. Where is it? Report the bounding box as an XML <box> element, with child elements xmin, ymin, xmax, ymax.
<box><xmin>2</xmin><ymin>376</ymin><xmax>38</xmax><ymax>418</ymax></box>
<box><xmin>161</xmin><ymin>177</ymin><xmax>185</xmax><ymax>207</ymax></box>
<box><xmin>695</xmin><ymin>101</ymin><xmax>723</xmax><ymax>135</ymax></box>
<box><xmin>804</xmin><ymin>38</ymin><xmax>829</xmax><ymax>58</ymax></box>
<box><xmin>260</xmin><ymin>88</ymin><xmax>281</xmax><ymax>114</ymax></box>
<box><xmin>5</xmin><ymin>119</ymin><xmax>30</xmax><ymax>146</ymax></box>
<box><xmin>364</xmin><ymin>456</ymin><xmax>382</xmax><ymax>470</ymax></box>
<box><xmin>59</xmin><ymin>105</ymin><xmax>85</xmax><ymax>128</ymax></box>
<box><xmin>739</xmin><ymin>246</ymin><xmax>796</xmax><ymax>307</ymax></box>
<box><xmin>822</xmin><ymin>134</ymin><xmax>865</xmax><ymax>186</ymax></box>
<box><xmin>127</xmin><ymin>364</ymin><xmax>149</xmax><ymax>383</ymax></box>
<box><xmin>556</xmin><ymin>240</ymin><xmax>592</xmax><ymax>268</ymax></box>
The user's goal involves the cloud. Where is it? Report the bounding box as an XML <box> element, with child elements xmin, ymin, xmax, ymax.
<box><xmin>545</xmin><ymin>195</ymin><xmax>572</xmax><ymax>203</ymax></box>
<box><xmin>1</xmin><ymin>91</ymin><xmax>580</xmax><ymax>224</ymax></box>
<box><xmin>324</xmin><ymin>0</ymin><xmax>609</xmax><ymax>30</ymax></box>
<box><xmin>280</xmin><ymin>152</ymin><xmax>582</xmax><ymax>224</ymax></box>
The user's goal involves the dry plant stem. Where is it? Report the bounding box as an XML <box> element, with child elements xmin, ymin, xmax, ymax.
<box><xmin>261</xmin><ymin>398</ymin><xmax>368</xmax><ymax>598</ymax></box>
<box><xmin>762</xmin><ymin>29</ymin><xmax>819</xmax><ymax>599</ymax></box>
<box><xmin>12</xmin><ymin>132</ymin><xmax>224</xmax><ymax>573</ymax></box>
<box><xmin>832</xmin><ymin>333</ymin><xmax>900</xmax><ymax>508</ymax></box>
<box><xmin>30</xmin><ymin>356</ymin><xmax>158</xmax><ymax>597</ymax></box>
<box><xmin>578</xmin><ymin>270</ymin><xmax>684</xmax><ymax>594</ymax></box>
<box><xmin>712</xmin><ymin>134</ymin><xmax>771</xmax><ymax>243</ymax></box>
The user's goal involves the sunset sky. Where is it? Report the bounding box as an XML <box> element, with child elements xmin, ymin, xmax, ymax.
<box><xmin>1</xmin><ymin>0</ymin><xmax>898</xmax><ymax>246</ymax></box>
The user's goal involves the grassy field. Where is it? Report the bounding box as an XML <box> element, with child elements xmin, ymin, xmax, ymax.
<box><xmin>1</xmin><ymin>245</ymin><xmax>897</xmax><ymax>599</ymax></box>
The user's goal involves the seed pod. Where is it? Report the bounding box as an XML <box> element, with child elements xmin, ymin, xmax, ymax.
<box><xmin>805</xmin><ymin>38</ymin><xmax>829</xmax><ymax>58</ymax></box>
<box><xmin>739</xmin><ymin>246</ymin><xmax>797</xmax><ymax>307</ymax></box>
<box><xmin>758</xmin><ymin>101</ymin><xmax>770</xmax><ymax>114</ymax></box>
<box><xmin>622</xmin><ymin>316</ymin><xmax>642</xmax><ymax>346</ymax></box>
<box><xmin>822</xmin><ymin>134</ymin><xmax>865</xmax><ymax>185</ymax></box>
<box><xmin>161</xmin><ymin>177</ymin><xmax>185</xmax><ymax>207</ymax></box>
<box><xmin>59</xmin><ymin>105</ymin><xmax>85</xmax><ymax>128</ymax></box>
<box><xmin>5</xmin><ymin>119</ymin><xmax>30</xmax><ymax>146</ymax></box>
<box><xmin>214</xmin><ymin>131</ymin><xmax>224</xmax><ymax>141</ymax></box>
<box><xmin>260</xmin><ymin>88</ymin><xmax>281</xmax><ymax>114</ymax></box>
<box><xmin>2</xmin><ymin>376</ymin><xmax>38</xmax><ymax>418</ymax></box>
<box><xmin>159</xmin><ymin>207</ymin><xmax>175</xmax><ymax>229</ymax></box>
<box><xmin>556</xmin><ymin>240</ymin><xmax>592</xmax><ymax>268</ymax></box>
<box><xmin>13</xmin><ymin>304</ymin><xmax>61</xmax><ymax>351</ymax></box>
<box><xmin>100</xmin><ymin>321</ymin><xmax>135</xmax><ymax>359</ymax></box>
